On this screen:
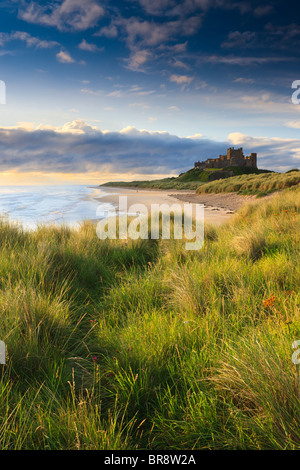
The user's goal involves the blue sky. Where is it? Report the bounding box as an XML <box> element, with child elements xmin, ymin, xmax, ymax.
<box><xmin>0</xmin><ymin>0</ymin><xmax>300</xmax><ymax>184</ymax></box>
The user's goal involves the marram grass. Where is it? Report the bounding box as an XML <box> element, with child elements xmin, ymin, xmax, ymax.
<box><xmin>196</xmin><ymin>169</ymin><xmax>300</xmax><ymax>197</ymax></box>
<box><xmin>0</xmin><ymin>185</ymin><xmax>299</xmax><ymax>449</ymax></box>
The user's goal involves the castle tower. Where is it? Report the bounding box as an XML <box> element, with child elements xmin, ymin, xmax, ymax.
<box><xmin>250</xmin><ymin>153</ymin><xmax>257</xmax><ymax>168</ymax></box>
<box><xmin>194</xmin><ymin>147</ymin><xmax>257</xmax><ymax>169</ymax></box>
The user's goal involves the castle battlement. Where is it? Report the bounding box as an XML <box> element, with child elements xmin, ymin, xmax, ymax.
<box><xmin>194</xmin><ymin>147</ymin><xmax>257</xmax><ymax>170</ymax></box>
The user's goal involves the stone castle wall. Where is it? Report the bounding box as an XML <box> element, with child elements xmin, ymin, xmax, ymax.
<box><xmin>194</xmin><ymin>147</ymin><xmax>257</xmax><ymax>170</ymax></box>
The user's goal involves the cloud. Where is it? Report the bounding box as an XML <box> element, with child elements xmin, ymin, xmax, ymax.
<box><xmin>202</xmin><ymin>55</ymin><xmax>291</xmax><ymax>66</ymax></box>
<box><xmin>36</xmin><ymin>120</ymin><xmax>100</xmax><ymax>134</ymax></box>
<box><xmin>0</xmin><ymin>120</ymin><xmax>298</xmax><ymax>176</ymax></box>
<box><xmin>18</xmin><ymin>0</ymin><xmax>105</xmax><ymax>32</ymax></box>
<box><xmin>187</xmin><ymin>133</ymin><xmax>202</xmax><ymax>139</ymax></box>
<box><xmin>162</xmin><ymin>42</ymin><xmax>188</xmax><ymax>53</ymax></box>
<box><xmin>135</xmin><ymin>0</ymin><xmax>175</xmax><ymax>16</ymax></box>
<box><xmin>129</xmin><ymin>102</ymin><xmax>149</xmax><ymax>109</ymax></box>
<box><xmin>233</xmin><ymin>77</ymin><xmax>254</xmax><ymax>84</ymax></box>
<box><xmin>221</xmin><ymin>31</ymin><xmax>256</xmax><ymax>48</ymax></box>
<box><xmin>80</xmin><ymin>88</ymin><xmax>102</xmax><ymax>96</ymax></box>
<box><xmin>95</xmin><ymin>23</ymin><xmax>118</xmax><ymax>38</ymax></box>
<box><xmin>97</xmin><ymin>15</ymin><xmax>201</xmax><ymax>71</ymax></box>
<box><xmin>126</xmin><ymin>49</ymin><xmax>152</xmax><ymax>71</ymax></box>
<box><xmin>104</xmin><ymin>85</ymin><xmax>155</xmax><ymax>98</ymax></box>
<box><xmin>254</xmin><ymin>5</ymin><xmax>273</xmax><ymax>17</ymax></box>
<box><xmin>171</xmin><ymin>59</ymin><xmax>190</xmax><ymax>69</ymax></box>
<box><xmin>0</xmin><ymin>120</ymin><xmax>218</xmax><ymax>174</ymax></box>
<box><xmin>227</xmin><ymin>132</ymin><xmax>300</xmax><ymax>171</ymax></box>
<box><xmin>263</xmin><ymin>23</ymin><xmax>300</xmax><ymax>50</ymax></box>
<box><xmin>56</xmin><ymin>50</ymin><xmax>75</xmax><ymax>63</ymax></box>
<box><xmin>120</xmin><ymin>16</ymin><xmax>202</xmax><ymax>49</ymax></box>
<box><xmin>136</xmin><ymin>0</ymin><xmax>252</xmax><ymax>17</ymax></box>
<box><xmin>170</xmin><ymin>74</ymin><xmax>194</xmax><ymax>85</ymax></box>
<box><xmin>285</xmin><ymin>121</ymin><xmax>300</xmax><ymax>129</ymax></box>
<box><xmin>0</xmin><ymin>31</ymin><xmax>59</xmax><ymax>49</ymax></box>
<box><xmin>78</xmin><ymin>39</ymin><xmax>103</xmax><ymax>52</ymax></box>
<box><xmin>221</xmin><ymin>23</ymin><xmax>300</xmax><ymax>53</ymax></box>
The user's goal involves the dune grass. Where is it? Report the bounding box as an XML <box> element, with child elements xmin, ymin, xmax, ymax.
<box><xmin>101</xmin><ymin>178</ymin><xmax>201</xmax><ymax>190</ymax></box>
<box><xmin>0</xmin><ymin>185</ymin><xmax>299</xmax><ymax>449</ymax></box>
<box><xmin>196</xmin><ymin>170</ymin><xmax>300</xmax><ymax>197</ymax></box>
<box><xmin>101</xmin><ymin>166</ymin><xmax>270</xmax><ymax>191</ymax></box>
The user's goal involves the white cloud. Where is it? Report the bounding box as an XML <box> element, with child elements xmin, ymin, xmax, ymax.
<box><xmin>107</xmin><ymin>90</ymin><xmax>124</xmax><ymax>98</ymax></box>
<box><xmin>126</xmin><ymin>49</ymin><xmax>152</xmax><ymax>71</ymax></box>
<box><xmin>227</xmin><ymin>132</ymin><xmax>251</xmax><ymax>146</ymax></box>
<box><xmin>105</xmin><ymin>85</ymin><xmax>155</xmax><ymax>98</ymax></box>
<box><xmin>286</xmin><ymin>121</ymin><xmax>300</xmax><ymax>129</ymax></box>
<box><xmin>221</xmin><ymin>31</ymin><xmax>256</xmax><ymax>49</ymax></box>
<box><xmin>227</xmin><ymin>132</ymin><xmax>300</xmax><ymax>169</ymax></box>
<box><xmin>78</xmin><ymin>39</ymin><xmax>103</xmax><ymax>52</ymax></box>
<box><xmin>120</xmin><ymin>17</ymin><xmax>201</xmax><ymax>49</ymax></box>
<box><xmin>36</xmin><ymin>119</ymin><xmax>100</xmax><ymax>134</ymax></box>
<box><xmin>0</xmin><ymin>121</ymin><xmax>298</xmax><ymax>175</ymax></box>
<box><xmin>136</xmin><ymin>0</ymin><xmax>252</xmax><ymax>17</ymax></box>
<box><xmin>95</xmin><ymin>24</ymin><xmax>118</xmax><ymax>38</ymax></box>
<box><xmin>80</xmin><ymin>88</ymin><xmax>102</xmax><ymax>96</ymax></box>
<box><xmin>187</xmin><ymin>133</ymin><xmax>202</xmax><ymax>139</ymax></box>
<box><xmin>56</xmin><ymin>50</ymin><xmax>75</xmax><ymax>63</ymax></box>
<box><xmin>162</xmin><ymin>42</ymin><xmax>188</xmax><ymax>53</ymax></box>
<box><xmin>97</xmin><ymin>15</ymin><xmax>200</xmax><ymax>71</ymax></box>
<box><xmin>19</xmin><ymin>0</ymin><xmax>105</xmax><ymax>32</ymax></box>
<box><xmin>0</xmin><ymin>31</ymin><xmax>59</xmax><ymax>49</ymax></box>
<box><xmin>170</xmin><ymin>74</ymin><xmax>194</xmax><ymax>85</ymax></box>
<box><xmin>202</xmin><ymin>55</ymin><xmax>291</xmax><ymax>66</ymax></box>
<box><xmin>171</xmin><ymin>59</ymin><xmax>190</xmax><ymax>70</ymax></box>
<box><xmin>233</xmin><ymin>77</ymin><xmax>254</xmax><ymax>84</ymax></box>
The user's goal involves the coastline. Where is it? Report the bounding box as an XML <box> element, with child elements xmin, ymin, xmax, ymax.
<box><xmin>94</xmin><ymin>186</ymin><xmax>254</xmax><ymax>226</ymax></box>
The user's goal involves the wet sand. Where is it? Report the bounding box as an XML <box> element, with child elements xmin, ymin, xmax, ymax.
<box><xmin>94</xmin><ymin>187</ymin><xmax>253</xmax><ymax>226</ymax></box>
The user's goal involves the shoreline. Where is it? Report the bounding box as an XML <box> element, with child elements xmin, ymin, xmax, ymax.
<box><xmin>94</xmin><ymin>186</ymin><xmax>255</xmax><ymax>226</ymax></box>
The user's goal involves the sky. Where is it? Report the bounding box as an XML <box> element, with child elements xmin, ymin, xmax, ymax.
<box><xmin>0</xmin><ymin>0</ymin><xmax>300</xmax><ymax>184</ymax></box>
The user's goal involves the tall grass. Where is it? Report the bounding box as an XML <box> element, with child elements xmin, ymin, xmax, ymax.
<box><xmin>0</xmin><ymin>185</ymin><xmax>299</xmax><ymax>449</ymax></box>
<box><xmin>196</xmin><ymin>170</ymin><xmax>300</xmax><ymax>196</ymax></box>
<box><xmin>102</xmin><ymin>179</ymin><xmax>201</xmax><ymax>190</ymax></box>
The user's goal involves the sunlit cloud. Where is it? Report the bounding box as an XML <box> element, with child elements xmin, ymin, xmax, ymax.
<box><xmin>18</xmin><ymin>0</ymin><xmax>105</xmax><ymax>32</ymax></box>
<box><xmin>56</xmin><ymin>50</ymin><xmax>75</xmax><ymax>63</ymax></box>
<box><xmin>170</xmin><ymin>74</ymin><xmax>194</xmax><ymax>85</ymax></box>
<box><xmin>0</xmin><ymin>31</ymin><xmax>59</xmax><ymax>49</ymax></box>
<box><xmin>78</xmin><ymin>39</ymin><xmax>103</xmax><ymax>52</ymax></box>
<box><xmin>0</xmin><ymin>121</ymin><xmax>298</xmax><ymax>181</ymax></box>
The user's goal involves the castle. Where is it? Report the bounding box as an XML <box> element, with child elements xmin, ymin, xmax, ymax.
<box><xmin>194</xmin><ymin>147</ymin><xmax>257</xmax><ymax>170</ymax></box>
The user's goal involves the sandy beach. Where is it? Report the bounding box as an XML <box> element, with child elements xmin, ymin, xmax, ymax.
<box><xmin>95</xmin><ymin>186</ymin><xmax>255</xmax><ymax>226</ymax></box>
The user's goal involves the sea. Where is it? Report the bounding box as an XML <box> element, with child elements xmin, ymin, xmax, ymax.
<box><xmin>0</xmin><ymin>185</ymin><xmax>115</xmax><ymax>230</ymax></box>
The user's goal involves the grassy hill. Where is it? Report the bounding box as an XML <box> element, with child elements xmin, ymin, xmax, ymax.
<box><xmin>196</xmin><ymin>169</ymin><xmax>300</xmax><ymax>197</ymax></box>
<box><xmin>101</xmin><ymin>166</ymin><xmax>271</xmax><ymax>190</ymax></box>
<box><xmin>0</xmin><ymin>185</ymin><xmax>299</xmax><ymax>449</ymax></box>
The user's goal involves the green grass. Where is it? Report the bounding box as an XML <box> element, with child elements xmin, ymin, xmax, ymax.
<box><xmin>101</xmin><ymin>166</ymin><xmax>271</xmax><ymax>191</ymax></box>
<box><xmin>0</xmin><ymin>185</ymin><xmax>299</xmax><ymax>449</ymax></box>
<box><xmin>101</xmin><ymin>177</ymin><xmax>201</xmax><ymax>190</ymax></box>
<box><xmin>196</xmin><ymin>170</ymin><xmax>300</xmax><ymax>196</ymax></box>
